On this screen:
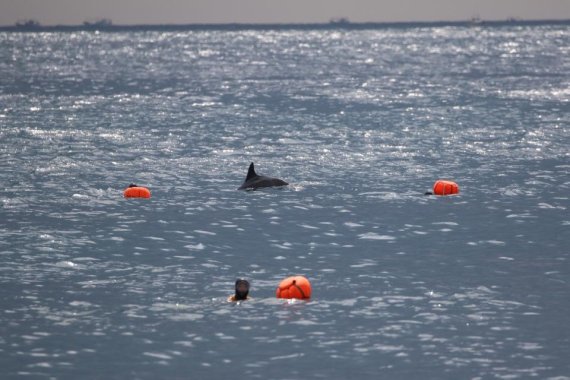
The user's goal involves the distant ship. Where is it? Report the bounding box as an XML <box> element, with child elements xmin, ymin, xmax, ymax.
<box><xmin>14</xmin><ymin>20</ymin><xmax>41</xmax><ymax>29</ymax></box>
<box><xmin>83</xmin><ymin>19</ymin><xmax>113</xmax><ymax>28</ymax></box>
<box><xmin>469</xmin><ymin>16</ymin><xmax>483</xmax><ymax>25</ymax></box>
<box><xmin>329</xmin><ymin>17</ymin><xmax>351</xmax><ymax>25</ymax></box>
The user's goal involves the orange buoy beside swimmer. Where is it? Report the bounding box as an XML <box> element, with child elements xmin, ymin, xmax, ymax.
<box><xmin>123</xmin><ymin>183</ymin><xmax>151</xmax><ymax>198</ymax></box>
<box><xmin>431</xmin><ymin>180</ymin><xmax>459</xmax><ymax>196</ymax></box>
<box><xmin>276</xmin><ymin>276</ymin><xmax>312</xmax><ymax>300</ymax></box>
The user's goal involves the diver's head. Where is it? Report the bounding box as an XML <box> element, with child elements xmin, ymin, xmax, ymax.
<box><xmin>234</xmin><ymin>279</ymin><xmax>250</xmax><ymax>300</ymax></box>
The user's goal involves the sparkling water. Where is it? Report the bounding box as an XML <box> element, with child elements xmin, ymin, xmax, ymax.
<box><xmin>1</xmin><ymin>23</ymin><xmax>569</xmax><ymax>379</ymax></box>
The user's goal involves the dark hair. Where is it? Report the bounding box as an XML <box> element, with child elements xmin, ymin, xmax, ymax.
<box><xmin>234</xmin><ymin>279</ymin><xmax>250</xmax><ymax>300</ymax></box>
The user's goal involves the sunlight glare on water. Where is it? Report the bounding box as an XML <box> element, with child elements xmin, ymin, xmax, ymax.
<box><xmin>0</xmin><ymin>23</ymin><xmax>569</xmax><ymax>379</ymax></box>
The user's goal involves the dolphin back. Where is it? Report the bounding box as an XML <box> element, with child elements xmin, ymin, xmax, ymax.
<box><xmin>238</xmin><ymin>162</ymin><xmax>288</xmax><ymax>190</ymax></box>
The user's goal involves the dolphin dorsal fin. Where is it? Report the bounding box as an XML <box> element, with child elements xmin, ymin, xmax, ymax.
<box><xmin>246</xmin><ymin>162</ymin><xmax>257</xmax><ymax>181</ymax></box>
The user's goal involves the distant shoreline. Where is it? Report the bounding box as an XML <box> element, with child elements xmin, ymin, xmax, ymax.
<box><xmin>1</xmin><ymin>18</ymin><xmax>569</xmax><ymax>32</ymax></box>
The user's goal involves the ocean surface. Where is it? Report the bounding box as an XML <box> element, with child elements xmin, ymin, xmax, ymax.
<box><xmin>1</xmin><ymin>23</ymin><xmax>569</xmax><ymax>379</ymax></box>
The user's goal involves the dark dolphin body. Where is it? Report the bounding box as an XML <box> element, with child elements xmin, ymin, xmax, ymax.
<box><xmin>238</xmin><ymin>163</ymin><xmax>288</xmax><ymax>190</ymax></box>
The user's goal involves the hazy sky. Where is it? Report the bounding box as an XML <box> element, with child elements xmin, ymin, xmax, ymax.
<box><xmin>1</xmin><ymin>0</ymin><xmax>570</xmax><ymax>26</ymax></box>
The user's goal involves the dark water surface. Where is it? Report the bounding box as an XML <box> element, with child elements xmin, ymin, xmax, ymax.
<box><xmin>1</xmin><ymin>24</ymin><xmax>569</xmax><ymax>379</ymax></box>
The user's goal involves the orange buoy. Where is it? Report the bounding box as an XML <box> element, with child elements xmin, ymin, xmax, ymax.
<box><xmin>276</xmin><ymin>276</ymin><xmax>312</xmax><ymax>300</ymax></box>
<box><xmin>123</xmin><ymin>184</ymin><xmax>151</xmax><ymax>198</ymax></box>
<box><xmin>432</xmin><ymin>180</ymin><xmax>459</xmax><ymax>196</ymax></box>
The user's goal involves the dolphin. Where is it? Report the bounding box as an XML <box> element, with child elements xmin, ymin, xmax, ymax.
<box><xmin>238</xmin><ymin>162</ymin><xmax>288</xmax><ymax>190</ymax></box>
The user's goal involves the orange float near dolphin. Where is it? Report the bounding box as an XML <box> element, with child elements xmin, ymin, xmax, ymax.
<box><xmin>430</xmin><ymin>180</ymin><xmax>459</xmax><ymax>196</ymax></box>
<box><xmin>123</xmin><ymin>184</ymin><xmax>151</xmax><ymax>198</ymax></box>
<box><xmin>276</xmin><ymin>276</ymin><xmax>312</xmax><ymax>300</ymax></box>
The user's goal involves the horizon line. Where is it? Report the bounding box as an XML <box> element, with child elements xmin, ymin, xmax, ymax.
<box><xmin>2</xmin><ymin>17</ymin><xmax>569</xmax><ymax>30</ymax></box>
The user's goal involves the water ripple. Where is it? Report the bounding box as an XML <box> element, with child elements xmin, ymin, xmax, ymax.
<box><xmin>1</xmin><ymin>24</ymin><xmax>569</xmax><ymax>379</ymax></box>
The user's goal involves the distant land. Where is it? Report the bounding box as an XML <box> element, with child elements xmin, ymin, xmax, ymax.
<box><xmin>1</xmin><ymin>18</ymin><xmax>569</xmax><ymax>32</ymax></box>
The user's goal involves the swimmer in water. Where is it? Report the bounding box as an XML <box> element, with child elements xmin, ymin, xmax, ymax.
<box><xmin>227</xmin><ymin>279</ymin><xmax>250</xmax><ymax>302</ymax></box>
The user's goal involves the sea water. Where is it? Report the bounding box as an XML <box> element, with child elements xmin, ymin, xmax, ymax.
<box><xmin>0</xmin><ymin>23</ymin><xmax>569</xmax><ymax>379</ymax></box>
